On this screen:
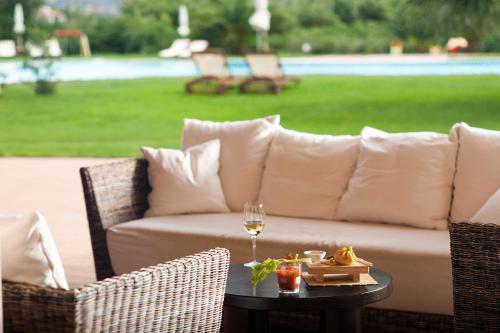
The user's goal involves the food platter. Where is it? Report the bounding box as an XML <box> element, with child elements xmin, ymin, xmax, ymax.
<box><xmin>305</xmin><ymin>258</ymin><xmax>373</xmax><ymax>283</ymax></box>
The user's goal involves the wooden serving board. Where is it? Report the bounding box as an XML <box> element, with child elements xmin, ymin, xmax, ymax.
<box><xmin>302</xmin><ymin>272</ymin><xmax>378</xmax><ymax>287</ymax></box>
<box><xmin>305</xmin><ymin>258</ymin><xmax>373</xmax><ymax>283</ymax></box>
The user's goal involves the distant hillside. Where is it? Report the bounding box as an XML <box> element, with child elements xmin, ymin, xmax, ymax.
<box><xmin>47</xmin><ymin>0</ymin><xmax>122</xmax><ymax>16</ymax></box>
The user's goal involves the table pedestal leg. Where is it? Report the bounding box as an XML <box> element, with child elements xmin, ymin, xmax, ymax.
<box><xmin>249</xmin><ymin>309</ymin><xmax>269</xmax><ymax>333</ymax></box>
<box><xmin>320</xmin><ymin>307</ymin><xmax>362</xmax><ymax>333</ymax></box>
<box><xmin>223</xmin><ymin>306</ymin><xmax>247</xmax><ymax>333</ymax></box>
<box><xmin>223</xmin><ymin>306</ymin><xmax>269</xmax><ymax>333</ymax></box>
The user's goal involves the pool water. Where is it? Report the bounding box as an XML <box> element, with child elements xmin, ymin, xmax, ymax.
<box><xmin>1</xmin><ymin>57</ymin><xmax>500</xmax><ymax>84</ymax></box>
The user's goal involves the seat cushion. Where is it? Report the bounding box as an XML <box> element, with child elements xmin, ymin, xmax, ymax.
<box><xmin>336</xmin><ymin>127</ymin><xmax>457</xmax><ymax>230</ymax></box>
<box><xmin>450</xmin><ymin>123</ymin><xmax>500</xmax><ymax>222</ymax></box>
<box><xmin>470</xmin><ymin>189</ymin><xmax>500</xmax><ymax>225</ymax></box>
<box><xmin>108</xmin><ymin>213</ymin><xmax>452</xmax><ymax>315</ymax></box>
<box><xmin>181</xmin><ymin>116</ymin><xmax>280</xmax><ymax>211</ymax></box>
<box><xmin>258</xmin><ymin>128</ymin><xmax>359</xmax><ymax>220</ymax></box>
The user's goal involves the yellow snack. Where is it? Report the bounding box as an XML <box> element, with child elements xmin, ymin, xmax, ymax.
<box><xmin>334</xmin><ymin>246</ymin><xmax>357</xmax><ymax>265</ymax></box>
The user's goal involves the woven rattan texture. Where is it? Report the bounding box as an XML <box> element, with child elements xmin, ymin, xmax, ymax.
<box><xmin>3</xmin><ymin>248</ymin><xmax>230</xmax><ymax>333</ymax></box>
<box><xmin>449</xmin><ymin>222</ymin><xmax>499</xmax><ymax>333</ymax></box>
<box><xmin>80</xmin><ymin>159</ymin><xmax>151</xmax><ymax>280</ymax></box>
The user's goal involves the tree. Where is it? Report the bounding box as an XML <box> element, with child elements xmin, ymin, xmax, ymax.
<box><xmin>334</xmin><ymin>0</ymin><xmax>356</xmax><ymax>25</ymax></box>
<box><xmin>0</xmin><ymin>0</ymin><xmax>44</xmax><ymax>40</ymax></box>
<box><xmin>409</xmin><ymin>0</ymin><xmax>500</xmax><ymax>51</ymax></box>
<box><xmin>390</xmin><ymin>1</ymin><xmax>442</xmax><ymax>51</ymax></box>
<box><xmin>358</xmin><ymin>0</ymin><xmax>387</xmax><ymax>21</ymax></box>
<box><xmin>213</xmin><ymin>0</ymin><xmax>253</xmax><ymax>52</ymax></box>
<box><xmin>118</xmin><ymin>0</ymin><xmax>253</xmax><ymax>53</ymax></box>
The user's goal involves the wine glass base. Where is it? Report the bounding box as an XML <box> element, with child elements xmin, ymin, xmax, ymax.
<box><xmin>244</xmin><ymin>260</ymin><xmax>260</xmax><ymax>267</ymax></box>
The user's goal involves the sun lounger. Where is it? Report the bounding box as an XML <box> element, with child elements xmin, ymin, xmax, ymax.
<box><xmin>0</xmin><ymin>40</ymin><xmax>16</xmax><ymax>58</ymax></box>
<box><xmin>189</xmin><ymin>40</ymin><xmax>209</xmax><ymax>53</ymax></box>
<box><xmin>240</xmin><ymin>51</ymin><xmax>300</xmax><ymax>94</ymax></box>
<box><xmin>159</xmin><ymin>39</ymin><xmax>191</xmax><ymax>58</ymax></box>
<box><xmin>27</xmin><ymin>42</ymin><xmax>44</xmax><ymax>58</ymax></box>
<box><xmin>185</xmin><ymin>49</ymin><xmax>247</xmax><ymax>94</ymax></box>
<box><xmin>27</xmin><ymin>39</ymin><xmax>62</xmax><ymax>58</ymax></box>
<box><xmin>46</xmin><ymin>38</ymin><xmax>62</xmax><ymax>57</ymax></box>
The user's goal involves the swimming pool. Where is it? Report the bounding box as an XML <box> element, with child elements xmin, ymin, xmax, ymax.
<box><xmin>1</xmin><ymin>56</ymin><xmax>500</xmax><ymax>84</ymax></box>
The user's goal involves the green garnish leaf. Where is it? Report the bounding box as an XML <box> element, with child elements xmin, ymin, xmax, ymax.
<box><xmin>251</xmin><ymin>258</ymin><xmax>281</xmax><ymax>286</ymax></box>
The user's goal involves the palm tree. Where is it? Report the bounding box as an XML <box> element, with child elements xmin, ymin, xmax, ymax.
<box><xmin>214</xmin><ymin>0</ymin><xmax>253</xmax><ymax>53</ymax></box>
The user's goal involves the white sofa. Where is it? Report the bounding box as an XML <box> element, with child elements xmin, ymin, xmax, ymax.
<box><xmin>81</xmin><ymin>119</ymin><xmax>500</xmax><ymax>332</ymax></box>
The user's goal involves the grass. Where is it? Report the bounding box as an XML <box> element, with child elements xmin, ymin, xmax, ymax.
<box><xmin>0</xmin><ymin>75</ymin><xmax>499</xmax><ymax>157</ymax></box>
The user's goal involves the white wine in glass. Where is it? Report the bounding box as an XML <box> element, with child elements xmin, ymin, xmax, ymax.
<box><xmin>243</xmin><ymin>203</ymin><xmax>265</xmax><ymax>267</ymax></box>
<box><xmin>243</xmin><ymin>221</ymin><xmax>264</xmax><ymax>236</ymax></box>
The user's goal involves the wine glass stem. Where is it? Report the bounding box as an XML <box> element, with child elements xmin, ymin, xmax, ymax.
<box><xmin>251</xmin><ymin>235</ymin><xmax>257</xmax><ymax>262</ymax></box>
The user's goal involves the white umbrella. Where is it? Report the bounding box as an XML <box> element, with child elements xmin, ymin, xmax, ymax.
<box><xmin>14</xmin><ymin>3</ymin><xmax>25</xmax><ymax>34</ymax></box>
<box><xmin>13</xmin><ymin>3</ymin><xmax>25</xmax><ymax>52</ymax></box>
<box><xmin>177</xmin><ymin>5</ymin><xmax>190</xmax><ymax>37</ymax></box>
<box><xmin>249</xmin><ymin>0</ymin><xmax>271</xmax><ymax>51</ymax></box>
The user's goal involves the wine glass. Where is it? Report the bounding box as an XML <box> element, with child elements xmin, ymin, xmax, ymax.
<box><xmin>243</xmin><ymin>202</ymin><xmax>265</xmax><ymax>267</ymax></box>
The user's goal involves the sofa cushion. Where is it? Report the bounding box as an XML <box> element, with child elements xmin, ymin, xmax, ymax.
<box><xmin>336</xmin><ymin>127</ymin><xmax>457</xmax><ymax>230</ymax></box>
<box><xmin>182</xmin><ymin>116</ymin><xmax>280</xmax><ymax>211</ymax></box>
<box><xmin>470</xmin><ymin>189</ymin><xmax>500</xmax><ymax>225</ymax></box>
<box><xmin>0</xmin><ymin>211</ymin><xmax>68</xmax><ymax>289</ymax></box>
<box><xmin>142</xmin><ymin>140</ymin><xmax>229</xmax><ymax>216</ymax></box>
<box><xmin>107</xmin><ymin>213</ymin><xmax>452</xmax><ymax>315</ymax></box>
<box><xmin>258</xmin><ymin>128</ymin><xmax>359</xmax><ymax>220</ymax></box>
<box><xmin>450</xmin><ymin>123</ymin><xmax>500</xmax><ymax>222</ymax></box>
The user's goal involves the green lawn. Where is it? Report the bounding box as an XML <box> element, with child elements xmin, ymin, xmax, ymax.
<box><xmin>0</xmin><ymin>75</ymin><xmax>499</xmax><ymax>157</ymax></box>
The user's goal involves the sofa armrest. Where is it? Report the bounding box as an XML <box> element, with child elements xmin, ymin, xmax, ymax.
<box><xmin>2</xmin><ymin>281</ymin><xmax>76</xmax><ymax>332</ymax></box>
<box><xmin>449</xmin><ymin>221</ymin><xmax>499</xmax><ymax>332</ymax></box>
<box><xmin>74</xmin><ymin>248</ymin><xmax>230</xmax><ymax>333</ymax></box>
<box><xmin>80</xmin><ymin>158</ymin><xmax>151</xmax><ymax>280</ymax></box>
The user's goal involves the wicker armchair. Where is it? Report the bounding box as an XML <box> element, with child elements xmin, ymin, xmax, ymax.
<box><xmin>3</xmin><ymin>248</ymin><xmax>230</xmax><ymax>333</ymax></box>
<box><xmin>449</xmin><ymin>222</ymin><xmax>499</xmax><ymax>333</ymax></box>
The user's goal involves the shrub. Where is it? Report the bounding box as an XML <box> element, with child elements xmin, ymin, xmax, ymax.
<box><xmin>297</xmin><ymin>4</ymin><xmax>336</xmax><ymax>28</ymax></box>
<box><xmin>483</xmin><ymin>30</ymin><xmax>500</xmax><ymax>52</ymax></box>
<box><xmin>359</xmin><ymin>0</ymin><xmax>387</xmax><ymax>21</ymax></box>
<box><xmin>334</xmin><ymin>0</ymin><xmax>356</xmax><ymax>25</ymax></box>
<box><xmin>121</xmin><ymin>16</ymin><xmax>176</xmax><ymax>53</ymax></box>
<box><xmin>280</xmin><ymin>23</ymin><xmax>392</xmax><ymax>54</ymax></box>
<box><xmin>81</xmin><ymin>16</ymin><xmax>128</xmax><ymax>53</ymax></box>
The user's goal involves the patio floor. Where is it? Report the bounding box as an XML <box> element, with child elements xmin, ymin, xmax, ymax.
<box><xmin>0</xmin><ymin>157</ymin><xmax>120</xmax><ymax>288</ymax></box>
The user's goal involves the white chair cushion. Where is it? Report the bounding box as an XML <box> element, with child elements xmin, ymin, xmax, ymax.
<box><xmin>258</xmin><ymin>128</ymin><xmax>359</xmax><ymax>219</ymax></box>
<box><xmin>182</xmin><ymin>116</ymin><xmax>280</xmax><ymax>211</ymax></box>
<box><xmin>450</xmin><ymin>123</ymin><xmax>500</xmax><ymax>222</ymax></box>
<box><xmin>0</xmin><ymin>211</ymin><xmax>68</xmax><ymax>289</ymax></box>
<box><xmin>107</xmin><ymin>213</ymin><xmax>452</xmax><ymax>315</ymax></box>
<box><xmin>336</xmin><ymin>127</ymin><xmax>458</xmax><ymax>230</ymax></box>
<box><xmin>142</xmin><ymin>140</ymin><xmax>229</xmax><ymax>216</ymax></box>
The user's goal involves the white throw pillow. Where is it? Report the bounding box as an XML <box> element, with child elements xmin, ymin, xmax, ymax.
<box><xmin>470</xmin><ymin>189</ymin><xmax>500</xmax><ymax>225</ymax></box>
<box><xmin>181</xmin><ymin>115</ymin><xmax>280</xmax><ymax>211</ymax></box>
<box><xmin>142</xmin><ymin>140</ymin><xmax>230</xmax><ymax>216</ymax></box>
<box><xmin>450</xmin><ymin>123</ymin><xmax>500</xmax><ymax>222</ymax></box>
<box><xmin>258</xmin><ymin>128</ymin><xmax>359</xmax><ymax>220</ymax></box>
<box><xmin>0</xmin><ymin>211</ymin><xmax>69</xmax><ymax>289</ymax></box>
<box><xmin>336</xmin><ymin>127</ymin><xmax>458</xmax><ymax>230</ymax></box>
